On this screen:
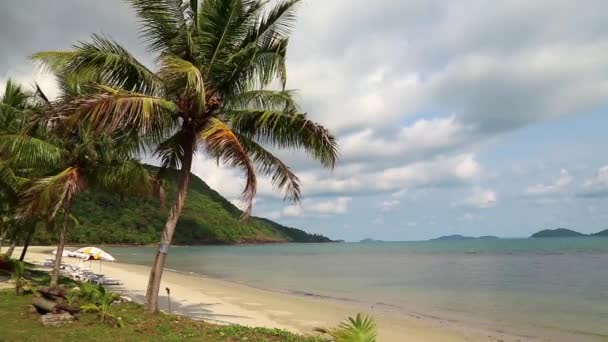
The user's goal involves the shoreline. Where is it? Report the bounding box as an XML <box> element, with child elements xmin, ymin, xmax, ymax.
<box><xmin>17</xmin><ymin>246</ymin><xmax>588</xmax><ymax>342</ymax></box>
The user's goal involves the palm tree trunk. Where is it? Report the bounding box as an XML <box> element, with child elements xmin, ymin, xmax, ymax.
<box><xmin>0</xmin><ymin>230</ymin><xmax>5</xmax><ymax>254</ymax></box>
<box><xmin>5</xmin><ymin>236</ymin><xmax>18</xmax><ymax>258</ymax></box>
<box><xmin>19</xmin><ymin>223</ymin><xmax>37</xmax><ymax>262</ymax></box>
<box><xmin>50</xmin><ymin>205</ymin><xmax>71</xmax><ymax>287</ymax></box>
<box><xmin>145</xmin><ymin>146</ymin><xmax>194</xmax><ymax>313</ymax></box>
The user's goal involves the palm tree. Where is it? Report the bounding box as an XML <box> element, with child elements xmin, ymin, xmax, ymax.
<box><xmin>10</xmin><ymin>130</ymin><xmax>153</xmax><ymax>286</ymax></box>
<box><xmin>32</xmin><ymin>0</ymin><xmax>339</xmax><ymax>312</ymax></box>
<box><xmin>0</xmin><ymin>80</ymin><xmax>38</xmax><ymax>258</ymax></box>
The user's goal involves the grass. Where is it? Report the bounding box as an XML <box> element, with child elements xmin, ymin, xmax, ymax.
<box><xmin>0</xmin><ymin>290</ymin><xmax>325</xmax><ymax>342</ymax></box>
<box><xmin>0</xmin><ymin>266</ymin><xmax>324</xmax><ymax>342</ymax></box>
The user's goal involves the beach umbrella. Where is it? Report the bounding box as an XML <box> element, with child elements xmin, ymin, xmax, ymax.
<box><xmin>73</xmin><ymin>247</ymin><xmax>116</xmax><ymax>272</ymax></box>
<box><xmin>73</xmin><ymin>247</ymin><xmax>116</xmax><ymax>262</ymax></box>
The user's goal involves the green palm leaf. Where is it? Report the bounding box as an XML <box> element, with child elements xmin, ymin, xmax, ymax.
<box><xmin>33</xmin><ymin>35</ymin><xmax>160</xmax><ymax>94</ymax></box>
<box><xmin>227</xmin><ymin>109</ymin><xmax>338</xmax><ymax>168</ymax></box>
<box><xmin>315</xmin><ymin>313</ymin><xmax>377</xmax><ymax>342</ymax></box>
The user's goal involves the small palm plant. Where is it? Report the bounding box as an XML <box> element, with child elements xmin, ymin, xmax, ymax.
<box><xmin>315</xmin><ymin>313</ymin><xmax>378</xmax><ymax>342</ymax></box>
<box><xmin>80</xmin><ymin>284</ymin><xmax>123</xmax><ymax>327</ymax></box>
<box><xmin>8</xmin><ymin>259</ymin><xmax>25</xmax><ymax>295</ymax></box>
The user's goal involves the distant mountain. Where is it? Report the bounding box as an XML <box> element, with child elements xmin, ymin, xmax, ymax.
<box><xmin>430</xmin><ymin>235</ymin><xmax>500</xmax><ymax>241</ymax></box>
<box><xmin>593</xmin><ymin>229</ymin><xmax>608</xmax><ymax>237</ymax></box>
<box><xmin>530</xmin><ymin>228</ymin><xmax>587</xmax><ymax>238</ymax></box>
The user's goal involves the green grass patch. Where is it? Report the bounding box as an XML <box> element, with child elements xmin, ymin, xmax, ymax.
<box><xmin>0</xmin><ymin>290</ymin><xmax>324</xmax><ymax>342</ymax></box>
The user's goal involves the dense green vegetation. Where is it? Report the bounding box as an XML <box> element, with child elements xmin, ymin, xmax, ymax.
<box><xmin>529</xmin><ymin>228</ymin><xmax>603</xmax><ymax>238</ymax></box>
<box><xmin>30</xmin><ymin>166</ymin><xmax>331</xmax><ymax>245</ymax></box>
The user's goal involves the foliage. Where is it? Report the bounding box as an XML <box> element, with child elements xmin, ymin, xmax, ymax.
<box><xmin>315</xmin><ymin>313</ymin><xmax>377</xmax><ymax>342</ymax></box>
<box><xmin>80</xmin><ymin>284</ymin><xmax>123</xmax><ymax>327</ymax></box>
<box><xmin>30</xmin><ymin>166</ymin><xmax>332</xmax><ymax>245</ymax></box>
<box><xmin>32</xmin><ymin>0</ymin><xmax>339</xmax><ymax>219</ymax></box>
<box><xmin>0</xmin><ymin>289</ymin><xmax>324</xmax><ymax>341</ymax></box>
<box><xmin>6</xmin><ymin>259</ymin><xmax>27</xmax><ymax>295</ymax></box>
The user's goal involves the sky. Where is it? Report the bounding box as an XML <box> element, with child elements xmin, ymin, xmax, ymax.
<box><xmin>1</xmin><ymin>0</ymin><xmax>608</xmax><ymax>241</ymax></box>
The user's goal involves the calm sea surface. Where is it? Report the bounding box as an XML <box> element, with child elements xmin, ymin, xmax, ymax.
<box><xmin>105</xmin><ymin>238</ymin><xmax>608</xmax><ymax>339</ymax></box>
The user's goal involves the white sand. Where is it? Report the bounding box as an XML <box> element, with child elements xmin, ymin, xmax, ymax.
<box><xmin>17</xmin><ymin>246</ymin><xmax>538</xmax><ymax>342</ymax></box>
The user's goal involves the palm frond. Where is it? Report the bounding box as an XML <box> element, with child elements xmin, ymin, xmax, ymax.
<box><xmin>236</xmin><ymin>133</ymin><xmax>300</xmax><ymax>202</ymax></box>
<box><xmin>90</xmin><ymin>159</ymin><xmax>152</xmax><ymax>197</ymax></box>
<box><xmin>159</xmin><ymin>54</ymin><xmax>205</xmax><ymax>112</ymax></box>
<box><xmin>225</xmin><ymin>89</ymin><xmax>297</xmax><ymax>111</ymax></box>
<box><xmin>200</xmin><ymin>118</ymin><xmax>256</xmax><ymax>218</ymax></box>
<box><xmin>198</xmin><ymin>0</ymin><xmax>259</xmax><ymax>77</ymax></box>
<box><xmin>0</xmin><ymin>134</ymin><xmax>63</xmax><ymax>169</ymax></box>
<box><xmin>1</xmin><ymin>79</ymin><xmax>32</xmax><ymax>108</ymax></box>
<box><xmin>242</xmin><ymin>0</ymin><xmax>300</xmax><ymax>46</ymax></box>
<box><xmin>34</xmin><ymin>83</ymin><xmax>50</xmax><ymax>104</ymax></box>
<box><xmin>32</xmin><ymin>35</ymin><xmax>160</xmax><ymax>94</ymax></box>
<box><xmin>17</xmin><ymin>167</ymin><xmax>83</xmax><ymax>221</ymax></box>
<box><xmin>227</xmin><ymin>110</ymin><xmax>338</xmax><ymax>169</ymax></box>
<box><xmin>154</xmin><ymin>130</ymin><xmax>189</xmax><ymax>171</ymax></box>
<box><xmin>49</xmin><ymin>87</ymin><xmax>178</xmax><ymax>136</ymax></box>
<box><xmin>129</xmin><ymin>0</ymin><xmax>190</xmax><ymax>53</ymax></box>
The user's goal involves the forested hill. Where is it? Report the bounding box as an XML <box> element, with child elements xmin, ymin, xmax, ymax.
<box><xmin>32</xmin><ymin>167</ymin><xmax>331</xmax><ymax>245</ymax></box>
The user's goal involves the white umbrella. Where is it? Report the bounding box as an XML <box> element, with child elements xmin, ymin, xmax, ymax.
<box><xmin>73</xmin><ymin>247</ymin><xmax>116</xmax><ymax>262</ymax></box>
<box><xmin>73</xmin><ymin>247</ymin><xmax>116</xmax><ymax>272</ymax></box>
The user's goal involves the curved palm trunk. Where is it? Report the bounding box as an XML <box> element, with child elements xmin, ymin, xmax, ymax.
<box><xmin>5</xmin><ymin>235</ymin><xmax>18</xmax><ymax>258</ymax></box>
<box><xmin>19</xmin><ymin>224</ymin><xmax>37</xmax><ymax>262</ymax></box>
<box><xmin>145</xmin><ymin>147</ymin><xmax>194</xmax><ymax>313</ymax></box>
<box><xmin>0</xmin><ymin>228</ymin><xmax>5</xmax><ymax>254</ymax></box>
<box><xmin>50</xmin><ymin>205</ymin><xmax>71</xmax><ymax>287</ymax></box>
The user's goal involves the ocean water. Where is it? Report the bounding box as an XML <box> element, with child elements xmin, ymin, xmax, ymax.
<box><xmin>105</xmin><ymin>238</ymin><xmax>608</xmax><ymax>340</ymax></box>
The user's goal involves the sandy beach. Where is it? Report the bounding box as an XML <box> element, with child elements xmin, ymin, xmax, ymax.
<box><xmin>17</xmin><ymin>246</ymin><xmax>541</xmax><ymax>342</ymax></box>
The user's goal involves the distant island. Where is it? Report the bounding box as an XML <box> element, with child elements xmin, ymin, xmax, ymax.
<box><xmin>530</xmin><ymin>228</ymin><xmax>608</xmax><ymax>238</ymax></box>
<box><xmin>430</xmin><ymin>235</ymin><xmax>500</xmax><ymax>241</ymax></box>
<box><xmin>360</xmin><ymin>238</ymin><xmax>383</xmax><ymax>243</ymax></box>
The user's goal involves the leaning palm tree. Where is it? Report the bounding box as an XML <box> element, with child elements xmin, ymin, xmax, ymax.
<box><xmin>33</xmin><ymin>0</ymin><xmax>338</xmax><ymax>312</ymax></box>
<box><xmin>0</xmin><ymin>123</ymin><xmax>154</xmax><ymax>286</ymax></box>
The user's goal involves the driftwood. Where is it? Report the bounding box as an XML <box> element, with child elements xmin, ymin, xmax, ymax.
<box><xmin>32</xmin><ymin>297</ymin><xmax>80</xmax><ymax>315</ymax></box>
<box><xmin>38</xmin><ymin>287</ymin><xmax>67</xmax><ymax>300</ymax></box>
<box><xmin>32</xmin><ymin>297</ymin><xmax>58</xmax><ymax>314</ymax></box>
<box><xmin>40</xmin><ymin>313</ymin><xmax>74</xmax><ymax>326</ymax></box>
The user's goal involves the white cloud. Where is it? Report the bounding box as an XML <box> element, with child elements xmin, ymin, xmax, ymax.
<box><xmin>339</xmin><ymin>116</ymin><xmax>473</xmax><ymax>162</ymax></box>
<box><xmin>579</xmin><ymin>166</ymin><xmax>608</xmax><ymax>197</ymax></box>
<box><xmin>282</xmin><ymin>205</ymin><xmax>304</xmax><ymax>217</ymax></box>
<box><xmin>526</xmin><ymin>169</ymin><xmax>573</xmax><ymax>196</ymax></box>
<box><xmin>268</xmin><ymin>197</ymin><xmax>353</xmax><ymax>219</ymax></box>
<box><xmin>307</xmin><ymin>197</ymin><xmax>352</xmax><ymax>215</ymax></box>
<box><xmin>294</xmin><ymin>153</ymin><xmax>481</xmax><ymax>197</ymax></box>
<box><xmin>454</xmin><ymin>187</ymin><xmax>497</xmax><ymax>209</ymax></box>
<box><xmin>381</xmin><ymin>199</ymin><xmax>401</xmax><ymax>212</ymax></box>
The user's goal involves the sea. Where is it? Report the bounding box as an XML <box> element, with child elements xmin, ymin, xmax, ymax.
<box><xmin>104</xmin><ymin>238</ymin><xmax>608</xmax><ymax>340</ymax></box>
